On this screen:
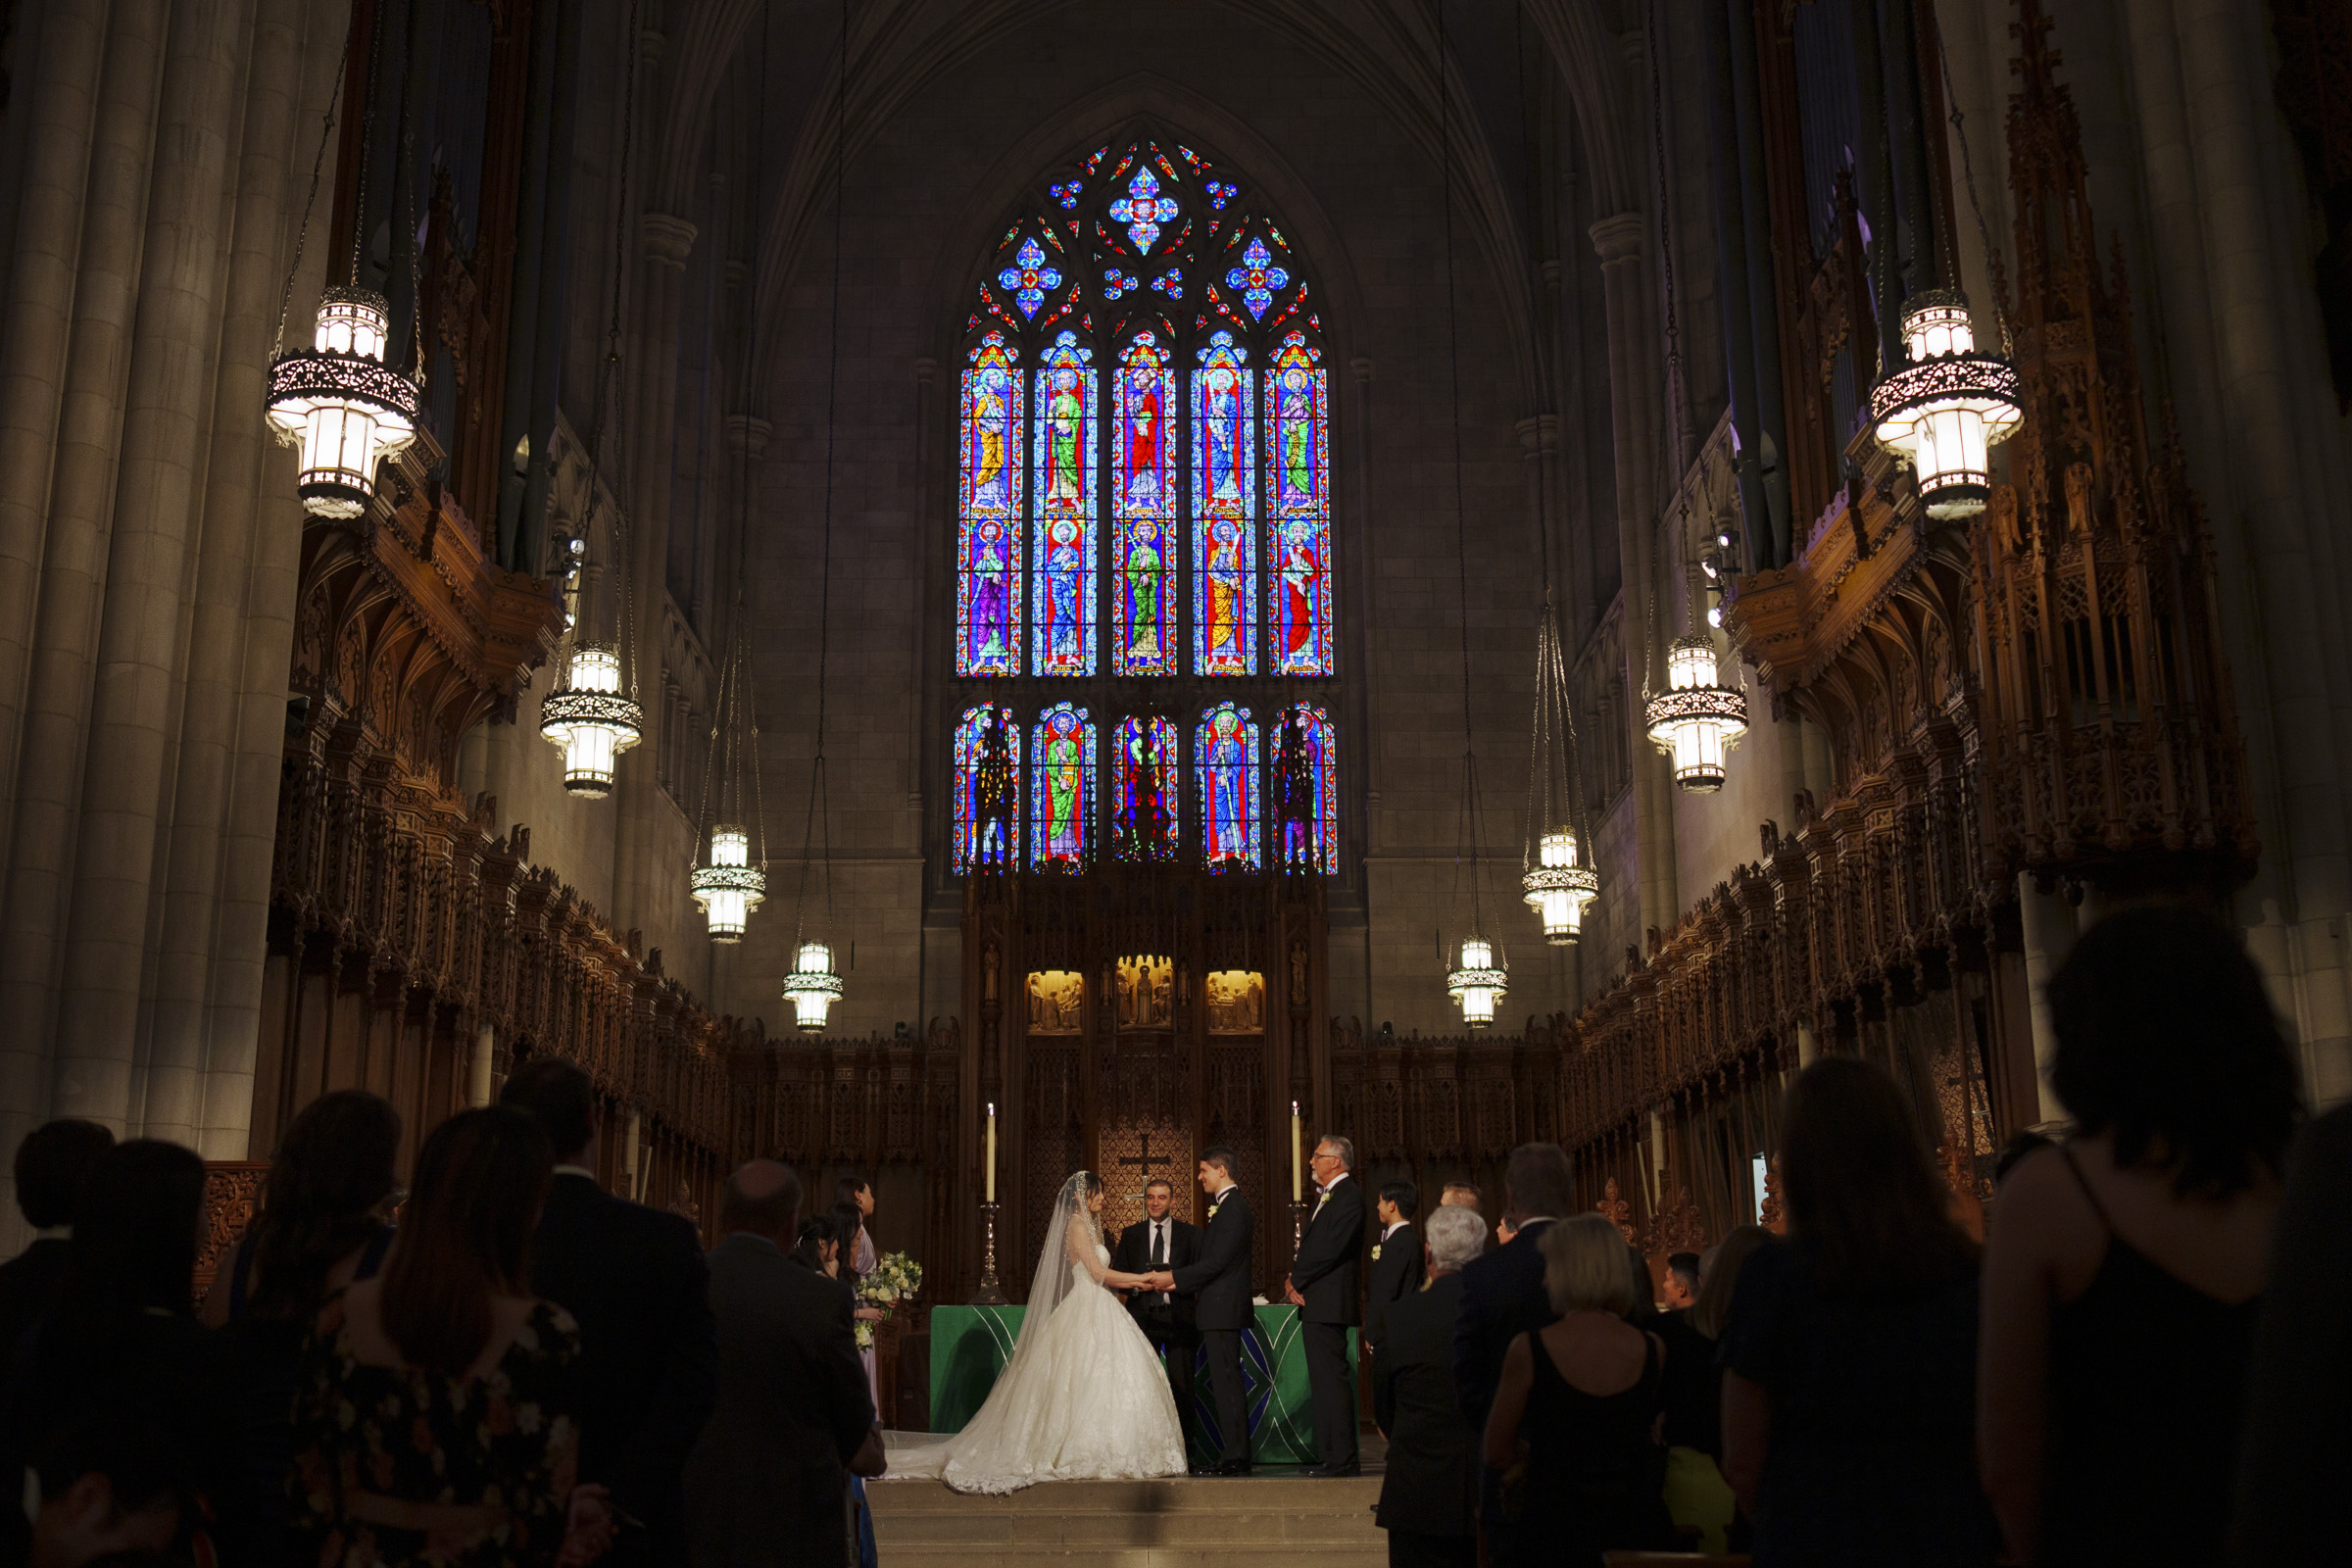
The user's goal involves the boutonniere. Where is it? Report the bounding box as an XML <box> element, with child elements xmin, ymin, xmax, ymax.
<box><xmin>1315</xmin><ymin>1188</ymin><xmax>1332</xmax><ymax>1205</ymax></box>
<box><xmin>1371</xmin><ymin>1243</ymin><xmax>1383</xmax><ymax>1261</ymax></box>
<box><xmin>1207</xmin><ymin>1200</ymin><xmax>1224</xmax><ymax>1220</ymax></box>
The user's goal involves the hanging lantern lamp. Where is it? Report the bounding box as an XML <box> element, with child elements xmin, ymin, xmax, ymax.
<box><xmin>265</xmin><ymin>287</ymin><xmax>419</xmax><ymax>518</ymax></box>
<box><xmin>1644</xmin><ymin>636</ymin><xmax>1748</xmax><ymax>793</ymax></box>
<box><xmin>1869</xmin><ymin>289</ymin><xmax>2025</xmax><ymax>519</ymax></box>
<box><xmin>1522</xmin><ymin>828</ymin><xmax>1599</xmax><ymax>945</ymax></box>
<box><xmin>689</xmin><ymin>825</ymin><xmax>764</xmax><ymax>942</ymax></box>
<box><xmin>1446</xmin><ymin>935</ymin><xmax>1507</xmax><ymax>1029</ymax></box>
<box><xmin>538</xmin><ymin>645</ymin><xmax>642</xmax><ymax>797</ymax></box>
<box><xmin>783</xmin><ymin>939</ymin><xmax>845</xmax><ymax>1031</ymax></box>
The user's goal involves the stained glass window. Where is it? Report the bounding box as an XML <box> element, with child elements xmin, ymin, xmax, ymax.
<box><xmin>956</xmin><ymin>333</ymin><xmax>1023</xmax><ymax>676</ymax></box>
<box><xmin>1273</xmin><ymin>703</ymin><xmax>1337</xmax><ymax>871</ymax></box>
<box><xmin>1196</xmin><ymin>703</ymin><xmax>1260</xmax><ymax>871</ymax></box>
<box><xmin>951</xmin><ymin>137</ymin><xmax>1344</xmax><ymax>878</ymax></box>
<box><xmin>953</xmin><ymin>705</ymin><xmax>1018</xmax><ymax>870</ymax></box>
<box><xmin>1112</xmin><ymin>334</ymin><xmax>1176</xmax><ymax>675</ymax></box>
<box><xmin>1267</xmin><ymin>331</ymin><xmax>1332</xmax><ymax>676</ymax></box>
<box><xmin>1112</xmin><ymin>714</ymin><xmax>1180</xmax><ymax>860</ymax></box>
<box><xmin>1031</xmin><ymin>703</ymin><xmax>1095</xmax><ymax>869</ymax></box>
<box><xmin>1032</xmin><ymin>331</ymin><xmax>1098</xmax><ymax>676</ymax></box>
<box><xmin>1193</xmin><ymin>330</ymin><xmax>1256</xmax><ymax>675</ymax></box>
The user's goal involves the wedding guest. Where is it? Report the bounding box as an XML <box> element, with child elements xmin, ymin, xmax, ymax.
<box><xmin>687</xmin><ymin>1162</ymin><xmax>876</xmax><ymax>1568</ymax></box>
<box><xmin>790</xmin><ymin>1214</ymin><xmax>843</xmax><ymax>1280</ymax></box>
<box><xmin>1722</xmin><ymin>1057</ymin><xmax>1993</xmax><ymax>1568</ymax></box>
<box><xmin>1482</xmin><ymin>1214</ymin><xmax>1675</xmax><ymax>1567</ymax></box>
<box><xmin>0</xmin><ymin>1119</ymin><xmax>114</xmax><ymax>1367</ymax></box>
<box><xmin>1365</xmin><ymin>1178</ymin><xmax>1425</xmax><ymax>1350</ymax></box>
<box><xmin>2</xmin><ymin>1140</ymin><xmax>225</xmax><ymax>1534</ymax></box>
<box><xmin>1453</xmin><ymin>1142</ymin><xmax>1571</xmax><ymax>1568</ymax></box>
<box><xmin>502</xmin><ymin>1057</ymin><xmax>716</xmax><ymax>1568</ymax></box>
<box><xmin>2230</xmin><ymin>1102</ymin><xmax>2352</xmax><ymax>1564</ymax></box>
<box><xmin>1662</xmin><ymin>1252</ymin><xmax>1700</xmax><ymax>1311</ymax></box>
<box><xmin>288</xmin><ymin>1106</ymin><xmax>611</xmax><ymax>1568</ymax></box>
<box><xmin>1112</xmin><ymin>1179</ymin><xmax>1200</xmax><ymax>1451</ymax></box>
<box><xmin>1374</xmin><ymin>1204</ymin><xmax>1486</xmax><ymax>1568</ymax></box>
<box><xmin>1286</xmin><ymin>1136</ymin><xmax>1367</xmax><ymax>1476</ymax></box>
<box><xmin>1982</xmin><ymin>906</ymin><xmax>2297</xmax><ymax>1567</ymax></box>
<box><xmin>1658</xmin><ymin>1224</ymin><xmax>1774</xmax><ymax>1553</ymax></box>
<box><xmin>24</xmin><ymin>1416</ymin><xmax>199</xmax><ymax>1568</ymax></box>
<box><xmin>200</xmin><ymin>1090</ymin><xmax>401</xmax><ymax>1567</ymax></box>
<box><xmin>1440</xmin><ymin>1180</ymin><xmax>1481</xmax><ymax>1210</ymax></box>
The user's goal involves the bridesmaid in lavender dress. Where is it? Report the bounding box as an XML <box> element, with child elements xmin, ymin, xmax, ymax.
<box><xmin>834</xmin><ymin>1179</ymin><xmax>883</xmax><ymax>1414</ymax></box>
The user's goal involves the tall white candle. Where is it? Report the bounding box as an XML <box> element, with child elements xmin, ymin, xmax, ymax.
<box><xmin>986</xmin><ymin>1102</ymin><xmax>998</xmax><ymax>1202</ymax></box>
<box><xmin>1291</xmin><ymin>1100</ymin><xmax>1302</xmax><ymax>1201</ymax></box>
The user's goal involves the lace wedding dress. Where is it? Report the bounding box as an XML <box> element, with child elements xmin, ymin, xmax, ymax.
<box><xmin>882</xmin><ymin>1173</ymin><xmax>1187</xmax><ymax>1494</ymax></box>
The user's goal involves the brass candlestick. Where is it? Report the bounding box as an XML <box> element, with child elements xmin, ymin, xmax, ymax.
<box><xmin>972</xmin><ymin>1200</ymin><xmax>1008</xmax><ymax>1305</ymax></box>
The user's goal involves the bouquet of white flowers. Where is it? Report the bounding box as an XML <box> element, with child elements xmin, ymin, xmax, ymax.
<box><xmin>855</xmin><ymin>1251</ymin><xmax>922</xmax><ymax>1347</ymax></box>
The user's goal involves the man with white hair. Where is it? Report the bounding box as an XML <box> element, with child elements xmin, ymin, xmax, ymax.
<box><xmin>1373</xmin><ymin>1204</ymin><xmax>1486</xmax><ymax>1567</ymax></box>
<box><xmin>1286</xmin><ymin>1133</ymin><xmax>1367</xmax><ymax>1476</ymax></box>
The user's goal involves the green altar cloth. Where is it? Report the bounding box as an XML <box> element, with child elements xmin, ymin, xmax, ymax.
<box><xmin>926</xmin><ymin>1303</ymin><xmax>1351</xmax><ymax>1465</ymax></box>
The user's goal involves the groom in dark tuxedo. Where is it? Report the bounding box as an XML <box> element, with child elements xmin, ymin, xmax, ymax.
<box><xmin>1113</xmin><ymin>1177</ymin><xmax>1202</xmax><ymax>1451</ymax></box>
<box><xmin>1150</xmin><ymin>1147</ymin><xmax>1252</xmax><ymax>1475</ymax></box>
<box><xmin>1285</xmin><ymin>1134</ymin><xmax>1367</xmax><ymax>1476</ymax></box>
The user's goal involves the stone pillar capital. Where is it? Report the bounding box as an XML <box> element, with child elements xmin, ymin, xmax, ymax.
<box><xmin>1516</xmin><ymin>413</ymin><xmax>1561</xmax><ymax>454</ymax></box>
<box><xmin>640</xmin><ymin>213</ymin><xmax>698</xmax><ymax>269</ymax></box>
<box><xmin>1541</xmin><ymin>257</ymin><xmax>1564</xmax><ymax>292</ymax></box>
<box><xmin>1349</xmin><ymin>356</ymin><xmax>1373</xmax><ymax>383</ymax></box>
<box><xmin>725</xmin><ymin>415</ymin><xmax>772</xmax><ymax>456</ymax></box>
<box><xmin>1590</xmin><ymin>212</ymin><xmax>1645</xmax><ymax>266</ymax></box>
<box><xmin>914</xmin><ymin>356</ymin><xmax>941</xmax><ymax>384</ymax></box>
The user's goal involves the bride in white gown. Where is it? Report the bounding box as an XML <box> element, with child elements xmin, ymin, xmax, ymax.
<box><xmin>883</xmin><ymin>1171</ymin><xmax>1187</xmax><ymax>1494</ymax></box>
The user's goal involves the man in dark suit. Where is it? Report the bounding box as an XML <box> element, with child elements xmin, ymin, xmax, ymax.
<box><xmin>1113</xmin><ymin>1177</ymin><xmax>1201</xmax><ymax>1451</ymax></box>
<box><xmin>0</xmin><ymin>1119</ymin><xmax>113</xmax><ymax>1362</ymax></box>
<box><xmin>1364</xmin><ymin>1177</ymin><xmax>1426</xmax><ymax>1351</ymax></box>
<box><xmin>688</xmin><ymin>1161</ymin><xmax>875</xmax><ymax>1568</ymax></box>
<box><xmin>502</xmin><ymin>1058</ymin><xmax>717</xmax><ymax>1568</ymax></box>
<box><xmin>1152</xmin><ymin>1147</ymin><xmax>1253</xmax><ymax>1475</ymax></box>
<box><xmin>1452</xmin><ymin>1142</ymin><xmax>1573</xmax><ymax>1568</ymax></box>
<box><xmin>1285</xmin><ymin>1134</ymin><xmax>1367</xmax><ymax>1475</ymax></box>
<box><xmin>1374</xmin><ymin>1204</ymin><xmax>1488</xmax><ymax>1568</ymax></box>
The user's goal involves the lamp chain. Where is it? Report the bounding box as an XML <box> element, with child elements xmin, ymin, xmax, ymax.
<box><xmin>270</xmin><ymin>9</ymin><xmax>353</xmax><ymax>361</ymax></box>
<box><xmin>1935</xmin><ymin>24</ymin><xmax>2014</xmax><ymax>356</ymax></box>
<box><xmin>796</xmin><ymin>0</ymin><xmax>850</xmax><ymax>946</ymax></box>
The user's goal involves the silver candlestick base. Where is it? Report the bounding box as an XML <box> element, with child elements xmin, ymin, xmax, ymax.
<box><xmin>971</xmin><ymin>1200</ymin><xmax>1008</xmax><ymax>1305</ymax></box>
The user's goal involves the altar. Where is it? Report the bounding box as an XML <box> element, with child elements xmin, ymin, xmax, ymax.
<box><xmin>926</xmin><ymin>1303</ymin><xmax>1352</xmax><ymax>1466</ymax></box>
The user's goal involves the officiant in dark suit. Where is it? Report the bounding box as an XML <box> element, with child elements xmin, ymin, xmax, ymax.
<box><xmin>1113</xmin><ymin>1177</ymin><xmax>1202</xmax><ymax>1449</ymax></box>
<box><xmin>1286</xmin><ymin>1134</ymin><xmax>1367</xmax><ymax>1477</ymax></box>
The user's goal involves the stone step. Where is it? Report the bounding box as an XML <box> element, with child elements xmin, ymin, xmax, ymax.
<box><xmin>868</xmin><ymin>1477</ymin><xmax>1387</xmax><ymax>1566</ymax></box>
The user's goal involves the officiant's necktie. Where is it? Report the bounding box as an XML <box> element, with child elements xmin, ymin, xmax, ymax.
<box><xmin>1152</xmin><ymin>1222</ymin><xmax>1166</xmax><ymax>1300</ymax></box>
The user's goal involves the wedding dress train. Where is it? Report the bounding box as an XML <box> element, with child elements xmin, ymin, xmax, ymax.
<box><xmin>882</xmin><ymin>1174</ymin><xmax>1187</xmax><ymax>1494</ymax></box>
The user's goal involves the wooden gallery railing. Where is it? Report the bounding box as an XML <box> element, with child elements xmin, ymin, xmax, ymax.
<box><xmin>237</xmin><ymin>437</ymin><xmax>738</xmax><ymax>1266</ymax></box>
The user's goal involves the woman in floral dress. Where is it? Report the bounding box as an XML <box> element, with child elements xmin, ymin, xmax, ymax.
<box><xmin>290</xmin><ymin>1106</ymin><xmax>612</xmax><ymax>1568</ymax></box>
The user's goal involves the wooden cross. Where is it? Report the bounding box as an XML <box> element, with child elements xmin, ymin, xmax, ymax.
<box><xmin>1118</xmin><ymin>1133</ymin><xmax>1173</xmax><ymax>1197</ymax></box>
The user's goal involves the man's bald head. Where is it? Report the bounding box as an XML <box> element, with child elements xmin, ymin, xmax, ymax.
<box><xmin>721</xmin><ymin>1159</ymin><xmax>803</xmax><ymax>1242</ymax></box>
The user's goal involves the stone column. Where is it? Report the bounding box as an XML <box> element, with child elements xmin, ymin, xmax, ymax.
<box><xmin>1589</xmin><ymin>212</ymin><xmax>1679</xmax><ymax>937</ymax></box>
<box><xmin>468</xmin><ymin>1022</ymin><xmax>497</xmax><ymax>1107</ymax></box>
<box><xmin>612</xmin><ymin>210</ymin><xmax>697</xmax><ymax>933</ymax></box>
<box><xmin>2016</xmin><ymin>870</ymin><xmax>2074</xmax><ymax>1122</ymax></box>
<box><xmin>151</xmin><ymin>0</ymin><xmax>311</xmax><ymax>1153</ymax></box>
<box><xmin>0</xmin><ymin>0</ymin><xmax>113</xmax><ymax>867</ymax></box>
<box><xmin>0</xmin><ymin>0</ymin><xmax>172</xmax><ymax>1133</ymax></box>
<box><xmin>53</xmin><ymin>0</ymin><xmax>258</xmax><ymax>1129</ymax></box>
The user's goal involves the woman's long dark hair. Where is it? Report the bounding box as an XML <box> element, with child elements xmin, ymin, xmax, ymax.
<box><xmin>245</xmin><ymin>1090</ymin><xmax>401</xmax><ymax>1322</ymax></box>
<box><xmin>827</xmin><ymin>1200</ymin><xmax>865</xmax><ymax>1290</ymax></box>
<box><xmin>56</xmin><ymin>1141</ymin><xmax>208</xmax><ymax>1323</ymax></box>
<box><xmin>378</xmin><ymin>1107</ymin><xmax>550</xmax><ymax>1375</ymax></box>
<box><xmin>1780</xmin><ymin>1056</ymin><xmax>1977</xmax><ymax>1294</ymax></box>
<box><xmin>2048</xmin><ymin>903</ymin><xmax>2301</xmax><ymax>1198</ymax></box>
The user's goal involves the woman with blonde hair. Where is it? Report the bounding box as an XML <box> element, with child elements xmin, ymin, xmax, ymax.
<box><xmin>1482</xmin><ymin>1212</ymin><xmax>1675</xmax><ymax>1567</ymax></box>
